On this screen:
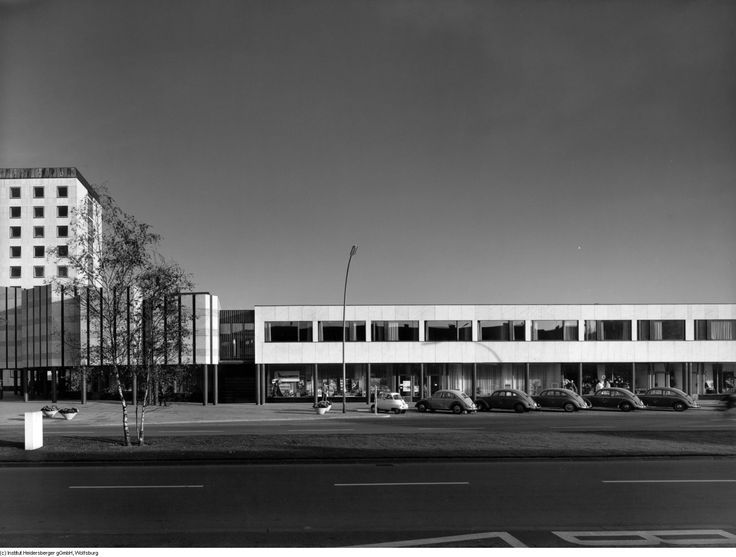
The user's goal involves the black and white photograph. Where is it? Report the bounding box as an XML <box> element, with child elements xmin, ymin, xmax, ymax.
<box><xmin>1</xmin><ymin>0</ymin><xmax>735</xmax><ymax>552</ymax></box>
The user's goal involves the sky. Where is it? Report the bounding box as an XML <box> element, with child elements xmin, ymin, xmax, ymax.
<box><xmin>1</xmin><ymin>0</ymin><xmax>735</xmax><ymax>308</ymax></box>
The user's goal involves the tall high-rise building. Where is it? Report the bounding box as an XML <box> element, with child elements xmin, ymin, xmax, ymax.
<box><xmin>0</xmin><ymin>167</ymin><xmax>101</xmax><ymax>288</ymax></box>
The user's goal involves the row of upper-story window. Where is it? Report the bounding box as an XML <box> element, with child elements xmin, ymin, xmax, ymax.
<box><xmin>8</xmin><ymin>265</ymin><xmax>68</xmax><ymax>279</ymax></box>
<box><xmin>263</xmin><ymin>319</ymin><xmax>736</xmax><ymax>342</ymax></box>
<box><xmin>6</xmin><ymin>185</ymin><xmax>69</xmax><ymax>198</ymax></box>
<box><xmin>7</xmin><ymin>206</ymin><xmax>69</xmax><ymax>218</ymax></box>
<box><xmin>8</xmin><ymin>225</ymin><xmax>69</xmax><ymax>238</ymax></box>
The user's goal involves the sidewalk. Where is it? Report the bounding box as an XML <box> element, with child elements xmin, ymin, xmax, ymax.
<box><xmin>0</xmin><ymin>397</ymin><xmax>726</xmax><ymax>428</ymax></box>
<box><xmin>0</xmin><ymin>398</ymin><xmax>380</xmax><ymax>427</ymax></box>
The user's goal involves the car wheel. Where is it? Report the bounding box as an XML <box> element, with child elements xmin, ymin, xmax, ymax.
<box><xmin>514</xmin><ymin>403</ymin><xmax>525</xmax><ymax>413</ymax></box>
<box><xmin>477</xmin><ymin>401</ymin><xmax>489</xmax><ymax>412</ymax></box>
<box><xmin>673</xmin><ymin>401</ymin><xmax>686</xmax><ymax>412</ymax></box>
<box><xmin>401</xmin><ymin>410</ymin><xmax>406</xmax><ymax>414</ymax></box>
<box><xmin>619</xmin><ymin>401</ymin><xmax>633</xmax><ymax>412</ymax></box>
<box><xmin>392</xmin><ymin>408</ymin><xmax>401</xmax><ymax>414</ymax></box>
<box><xmin>370</xmin><ymin>404</ymin><xmax>376</xmax><ymax>413</ymax></box>
<box><xmin>563</xmin><ymin>402</ymin><xmax>575</xmax><ymax>413</ymax></box>
<box><xmin>451</xmin><ymin>404</ymin><xmax>463</xmax><ymax>414</ymax></box>
<box><xmin>417</xmin><ymin>402</ymin><xmax>427</xmax><ymax>412</ymax></box>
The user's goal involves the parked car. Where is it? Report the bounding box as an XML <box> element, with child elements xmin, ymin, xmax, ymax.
<box><xmin>638</xmin><ymin>388</ymin><xmax>698</xmax><ymax>412</ymax></box>
<box><xmin>371</xmin><ymin>392</ymin><xmax>409</xmax><ymax>414</ymax></box>
<box><xmin>585</xmin><ymin>387</ymin><xmax>646</xmax><ymax>412</ymax></box>
<box><xmin>415</xmin><ymin>389</ymin><xmax>477</xmax><ymax>414</ymax></box>
<box><xmin>474</xmin><ymin>389</ymin><xmax>539</xmax><ymax>413</ymax></box>
<box><xmin>533</xmin><ymin>388</ymin><xmax>591</xmax><ymax>412</ymax></box>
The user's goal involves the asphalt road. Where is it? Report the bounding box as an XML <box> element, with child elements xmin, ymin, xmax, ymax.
<box><xmin>30</xmin><ymin>405</ymin><xmax>736</xmax><ymax>438</ymax></box>
<box><xmin>2</xmin><ymin>458</ymin><xmax>735</xmax><ymax>547</ymax></box>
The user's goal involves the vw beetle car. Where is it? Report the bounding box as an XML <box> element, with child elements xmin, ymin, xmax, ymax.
<box><xmin>585</xmin><ymin>387</ymin><xmax>646</xmax><ymax>412</ymax></box>
<box><xmin>474</xmin><ymin>389</ymin><xmax>539</xmax><ymax>413</ymax></box>
<box><xmin>415</xmin><ymin>389</ymin><xmax>477</xmax><ymax>414</ymax></box>
<box><xmin>638</xmin><ymin>388</ymin><xmax>698</xmax><ymax>411</ymax></box>
<box><xmin>533</xmin><ymin>388</ymin><xmax>591</xmax><ymax>412</ymax></box>
<box><xmin>370</xmin><ymin>392</ymin><xmax>409</xmax><ymax>414</ymax></box>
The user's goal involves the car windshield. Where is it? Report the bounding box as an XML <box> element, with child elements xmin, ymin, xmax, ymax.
<box><xmin>391</xmin><ymin>394</ymin><xmax>402</xmax><ymax>400</ymax></box>
<box><xmin>459</xmin><ymin>393</ymin><xmax>470</xmax><ymax>400</ymax></box>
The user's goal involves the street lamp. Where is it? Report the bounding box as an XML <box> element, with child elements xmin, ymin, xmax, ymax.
<box><xmin>342</xmin><ymin>245</ymin><xmax>358</xmax><ymax>413</ymax></box>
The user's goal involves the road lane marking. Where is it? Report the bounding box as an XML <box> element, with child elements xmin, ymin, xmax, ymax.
<box><xmin>356</xmin><ymin>531</ymin><xmax>526</xmax><ymax>547</ymax></box>
<box><xmin>553</xmin><ymin>530</ymin><xmax>736</xmax><ymax>546</ymax></box>
<box><xmin>287</xmin><ymin>429</ymin><xmax>355</xmax><ymax>432</ymax></box>
<box><xmin>605</xmin><ymin>478</ymin><xmax>736</xmax><ymax>484</ymax></box>
<box><xmin>335</xmin><ymin>482</ymin><xmax>469</xmax><ymax>487</ymax></box>
<box><xmin>69</xmin><ymin>485</ymin><xmax>204</xmax><ymax>489</ymax></box>
<box><xmin>552</xmin><ymin>426</ymin><xmax>616</xmax><ymax>429</ymax></box>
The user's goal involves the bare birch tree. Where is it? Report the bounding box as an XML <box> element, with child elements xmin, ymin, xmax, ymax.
<box><xmin>49</xmin><ymin>188</ymin><xmax>194</xmax><ymax>446</ymax></box>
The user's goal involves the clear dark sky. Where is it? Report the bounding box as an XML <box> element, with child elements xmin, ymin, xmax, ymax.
<box><xmin>1</xmin><ymin>0</ymin><xmax>735</xmax><ymax>308</ymax></box>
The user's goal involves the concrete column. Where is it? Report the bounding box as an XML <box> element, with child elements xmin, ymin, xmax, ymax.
<box><xmin>578</xmin><ymin>362</ymin><xmax>583</xmax><ymax>394</ymax></box>
<box><xmin>256</xmin><ymin>364</ymin><xmax>261</xmax><ymax>405</ymax></box>
<box><xmin>203</xmin><ymin>365</ymin><xmax>209</xmax><ymax>406</ymax></box>
<box><xmin>51</xmin><ymin>369</ymin><xmax>57</xmax><ymax>403</ymax></box>
<box><xmin>81</xmin><ymin>368</ymin><xmax>87</xmax><ymax>405</ymax></box>
<box><xmin>313</xmin><ymin>364</ymin><xmax>318</xmax><ymax>406</ymax></box>
<box><xmin>420</xmin><ymin>363</ymin><xmax>425</xmax><ymax>398</ymax></box>
<box><xmin>262</xmin><ymin>365</ymin><xmax>267</xmax><ymax>405</ymax></box>
<box><xmin>213</xmin><ymin>364</ymin><xmax>219</xmax><ymax>405</ymax></box>
<box><xmin>525</xmin><ymin>363</ymin><xmax>530</xmax><ymax>394</ymax></box>
<box><xmin>366</xmin><ymin>363</ymin><xmax>371</xmax><ymax>404</ymax></box>
<box><xmin>632</xmin><ymin>362</ymin><xmax>636</xmax><ymax>393</ymax></box>
<box><xmin>472</xmin><ymin>363</ymin><xmax>477</xmax><ymax>398</ymax></box>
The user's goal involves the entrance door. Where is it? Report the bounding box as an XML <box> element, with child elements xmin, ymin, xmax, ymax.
<box><xmin>398</xmin><ymin>374</ymin><xmax>414</xmax><ymax>402</ymax></box>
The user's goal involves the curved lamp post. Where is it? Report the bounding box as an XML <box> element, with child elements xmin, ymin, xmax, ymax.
<box><xmin>342</xmin><ymin>245</ymin><xmax>358</xmax><ymax>413</ymax></box>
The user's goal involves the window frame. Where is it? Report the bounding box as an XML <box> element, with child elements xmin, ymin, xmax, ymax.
<box><xmin>10</xmin><ymin>266</ymin><xmax>22</xmax><ymax>279</ymax></box>
<box><xmin>9</xmin><ymin>186</ymin><xmax>21</xmax><ymax>199</ymax></box>
<box><xmin>33</xmin><ymin>266</ymin><xmax>45</xmax><ymax>278</ymax></box>
<box><xmin>425</xmin><ymin>320</ymin><xmax>473</xmax><ymax>342</ymax></box>
<box><xmin>33</xmin><ymin>186</ymin><xmax>44</xmax><ymax>198</ymax></box>
<box><xmin>57</xmin><ymin>186</ymin><xmax>68</xmax><ymax>198</ymax></box>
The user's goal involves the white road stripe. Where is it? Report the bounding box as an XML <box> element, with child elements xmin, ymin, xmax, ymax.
<box><xmin>603</xmin><ymin>480</ymin><xmax>736</xmax><ymax>484</ymax></box>
<box><xmin>335</xmin><ymin>482</ymin><xmax>469</xmax><ymax>487</ymax></box>
<box><xmin>69</xmin><ymin>485</ymin><xmax>203</xmax><ymax>489</ymax></box>
<box><xmin>357</xmin><ymin>531</ymin><xmax>526</xmax><ymax>547</ymax></box>
<box><xmin>287</xmin><ymin>429</ymin><xmax>355</xmax><ymax>432</ymax></box>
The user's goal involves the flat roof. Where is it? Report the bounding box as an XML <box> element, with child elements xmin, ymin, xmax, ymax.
<box><xmin>0</xmin><ymin>167</ymin><xmax>100</xmax><ymax>202</ymax></box>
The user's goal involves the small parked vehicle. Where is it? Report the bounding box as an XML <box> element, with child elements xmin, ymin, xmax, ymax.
<box><xmin>415</xmin><ymin>389</ymin><xmax>477</xmax><ymax>414</ymax></box>
<box><xmin>638</xmin><ymin>388</ymin><xmax>699</xmax><ymax>411</ymax></box>
<box><xmin>371</xmin><ymin>392</ymin><xmax>409</xmax><ymax>414</ymax></box>
<box><xmin>475</xmin><ymin>389</ymin><xmax>539</xmax><ymax>413</ymax></box>
<box><xmin>533</xmin><ymin>388</ymin><xmax>591</xmax><ymax>412</ymax></box>
<box><xmin>585</xmin><ymin>387</ymin><xmax>646</xmax><ymax>412</ymax></box>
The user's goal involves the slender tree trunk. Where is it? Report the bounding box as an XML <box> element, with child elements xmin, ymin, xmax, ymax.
<box><xmin>113</xmin><ymin>365</ymin><xmax>131</xmax><ymax>447</ymax></box>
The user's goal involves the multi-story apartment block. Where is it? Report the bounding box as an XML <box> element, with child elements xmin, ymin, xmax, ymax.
<box><xmin>0</xmin><ymin>167</ymin><xmax>101</xmax><ymax>288</ymax></box>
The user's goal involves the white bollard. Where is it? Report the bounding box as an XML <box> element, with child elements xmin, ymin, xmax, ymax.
<box><xmin>25</xmin><ymin>411</ymin><xmax>43</xmax><ymax>450</ymax></box>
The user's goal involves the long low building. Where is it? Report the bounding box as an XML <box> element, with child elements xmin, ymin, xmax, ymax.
<box><xmin>254</xmin><ymin>303</ymin><xmax>736</xmax><ymax>404</ymax></box>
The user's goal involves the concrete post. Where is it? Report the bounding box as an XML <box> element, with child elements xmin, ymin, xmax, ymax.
<box><xmin>25</xmin><ymin>411</ymin><xmax>43</xmax><ymax>451</ymax></box>
<box><xmin>213</xmin><ymin>364</ymin><xmax>218</xmax><ymax>405</ymax></box>
<box><xmin>51</xmin><ymin>369</ymin><xmax>57</xmax><ymax>403</ymax></box>
<box><xmin>81</xmin><ymin>368</ymin><xmax>87</xmax><ymax>405</ymax></box>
